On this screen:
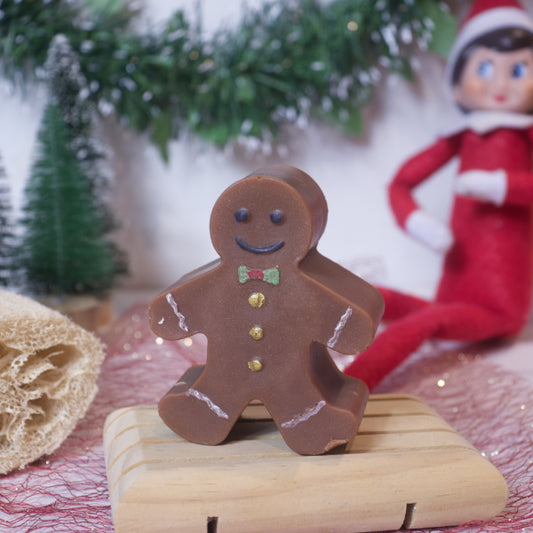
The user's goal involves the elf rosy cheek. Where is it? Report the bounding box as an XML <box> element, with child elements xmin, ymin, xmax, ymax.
<box><xmin>465</xmin><ymin>78</ymin><xmax>486</xmax><ymax>96</ymax></box>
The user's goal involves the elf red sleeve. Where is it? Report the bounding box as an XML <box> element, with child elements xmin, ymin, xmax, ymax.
<box><xmin>388</xmin><ymin>135</ymin><xmax>461</xmax><ymax>227</ymax></box>
<box><xmin>502</xmin><ymin>126</ymin><xmax>533</xmax><ymax>205</ymax></box>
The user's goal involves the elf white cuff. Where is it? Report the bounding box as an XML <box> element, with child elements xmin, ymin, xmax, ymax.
<box><xmin>405</xmin><ymin>209</ymin><xmax>453</xmax><ymax>253</ymax></box>
<box><xmin>455</xmin><ymin>169</ymin><xmax>507</xmax><ymax>206</ymax></box>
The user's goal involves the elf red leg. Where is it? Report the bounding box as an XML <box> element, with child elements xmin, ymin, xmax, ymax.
<box><xmin>344</xmin><ymin>301</ymin><xmax>524</xmax><ymax>390</ymax></box>
<box><xmin>379</xmin><ymin>287</ymin><xmax>429</xmax><ymax>320</ymax></box>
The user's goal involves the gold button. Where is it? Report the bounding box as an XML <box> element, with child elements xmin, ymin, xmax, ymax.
<box><xmin>248</xmin><ymin>359</ymin><xmax>263</xmax><ymax>372</ymax></box>
<box><xmin>248</xmin><ymin>292</ymin><xmax>265</xmax><ymax>308</ymax></box>
<box><xmin>249</xmin><ymin>326</ymin><xmax>264</xmax><ymax>340</ymax></box>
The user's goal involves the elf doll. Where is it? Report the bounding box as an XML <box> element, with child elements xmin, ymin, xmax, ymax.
<box><xmin>345</xmin><ymin>0</ymin><xmax>533</xmax><ymax>389</ymax></box>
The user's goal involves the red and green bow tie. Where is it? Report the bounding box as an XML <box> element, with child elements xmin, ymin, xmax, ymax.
<box><xmin>238</xmin><ymin>265</ymin><xmax>280</xmax><ymax>285</ymax></box>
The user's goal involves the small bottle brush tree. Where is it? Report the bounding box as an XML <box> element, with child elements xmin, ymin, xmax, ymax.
<box><xmin>45</xmin><ymin>34</ymin><xmax>121</xmax><ymax>238</ymax></box>
<box><xmin>17</xmin><ymin>35</ymin><xmax>125</xmax><ymax>298</ymax></box>
<box><xmin>18</xmin><ymin>103</ymin><xmax>120</xmax><ymax>296</ymax></box>
<box><xmin>0</xmin><ymin>156</ymin><xmax>16</xmax><ymax>287</ymax></box>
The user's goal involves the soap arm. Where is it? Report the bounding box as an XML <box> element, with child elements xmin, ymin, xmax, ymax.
<box><xmin>149</xmin><ymin>259</ymin><xmax>220</xmax><ymax>341</ymax></box>
<box><xmin>320</xmin><ymin>286</ymin><xmax>384</xmax><ymax>355</ymax></box>
<box><xmin>300</xmin><ymin>250</ymin><xmax>384</xmax><ymax>354</ymax></box>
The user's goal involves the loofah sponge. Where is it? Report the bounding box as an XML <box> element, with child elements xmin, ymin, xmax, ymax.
<box><xmin>0</xmin><ymin>290</ymin><xmax>105</xmax><ymax>475</ymax></box>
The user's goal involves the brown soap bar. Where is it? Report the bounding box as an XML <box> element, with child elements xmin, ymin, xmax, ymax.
<box><xmin>149</xmin><ymin>165</ymin><xmax>384</xmax><ymax>455</ymax></box>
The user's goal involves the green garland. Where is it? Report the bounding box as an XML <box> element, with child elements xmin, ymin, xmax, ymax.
<box><xmin>0</xmin><ymin>0</ymin><xmax>456</xmax><ymax>160</ymax></box>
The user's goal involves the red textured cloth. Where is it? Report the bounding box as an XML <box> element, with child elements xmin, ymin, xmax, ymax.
<box><xmin>0</xmin><ymin>303</ymin><xmax>532</xmax><ymax>532</ymax></box>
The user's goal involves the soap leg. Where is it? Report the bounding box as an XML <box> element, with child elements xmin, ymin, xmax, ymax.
<box><xmin>158</xmin><ymin>364</ymin><xmax>247</xmax><ymax>445</ymax></box>
<box><xmin>267</xmin><ymin>343</ymin><xmax>368</xmax><ymax>455</ymax></box>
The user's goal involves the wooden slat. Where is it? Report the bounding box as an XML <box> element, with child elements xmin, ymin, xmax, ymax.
<box><xmin>239</xmin><ymin>395</ymin><xmax>436</xmax><ymax>420</ymax></box>
<box><xmin>103</xmin><ymin>394</ymin><xmax>508</xmax><ymax>533</ymax></box>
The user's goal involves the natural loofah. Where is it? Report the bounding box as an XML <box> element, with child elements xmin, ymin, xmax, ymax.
<box><xmin>0</xmin><ymin>290</ymin><xmax>105</xmax><ymax>475</ymax></box>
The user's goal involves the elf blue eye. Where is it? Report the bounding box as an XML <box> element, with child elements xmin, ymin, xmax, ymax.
<box><xmin>270</xmin><ymin>210</ymin><xmax>284</xmax><ymax>224</ymax></box>
<box><xmin>512</xmin><ymin>62</ymin><xmax>527</xmax><ymax>78</ymax></box>
<box><xmin>234</xmin><ymin>208</ymin><xmax>249</xmax><ymax>222</ymax></box>
<box><xmin>478</xmin><ymin>60</ymin><xmax>494</xmax><ymax>79</ymax></box>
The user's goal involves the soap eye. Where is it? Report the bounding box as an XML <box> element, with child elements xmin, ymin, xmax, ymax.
<box><xmin>234</xmin><ymin>208</ymin><xmax>249</xmax><ymax>223</ymax></box>
<box><xmin>477</xmin><ymin>60</ymin><xmax>494</xmax><ymax>79</ymax></box>
<box><xmin>270</xmin><ymin>209</ymin><xmax>284</xmax><ymax>224</ymax></box>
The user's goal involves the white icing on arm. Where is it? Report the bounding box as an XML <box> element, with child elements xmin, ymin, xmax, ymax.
<box><xmin>165</xmin><ymin>293</ymin><xmax>189</xmax><ymax>332</ymax></box>
<box><xmin>327</xmin><ymin>307</ymin><xmax>353</xmax><ymax>348</ymax></box>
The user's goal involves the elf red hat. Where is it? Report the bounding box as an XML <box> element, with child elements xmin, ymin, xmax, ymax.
<box><xmin>447</xmin><ymin>0</ymin><xmax>533</xmax><ymax>84</ymax></box>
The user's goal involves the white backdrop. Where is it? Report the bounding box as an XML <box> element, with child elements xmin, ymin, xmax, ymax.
<box><xmin>1</xmin><ymin>0</ymin><xmax>476</xmax><ymax>297</ymax></box>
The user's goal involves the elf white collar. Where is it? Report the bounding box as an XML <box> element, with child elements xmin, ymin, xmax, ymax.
<box><xmin>442</xmin><ymin>110</ymin><xmax>533</xmax><ymax>136</ymax></box>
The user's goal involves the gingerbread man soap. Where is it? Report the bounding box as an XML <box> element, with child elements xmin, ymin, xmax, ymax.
<box><xmin>149</xmin><ymin>165</ymin><xmax>384</xmax><ymax>455</ymax></box>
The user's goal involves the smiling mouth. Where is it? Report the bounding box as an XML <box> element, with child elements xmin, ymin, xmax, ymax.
<box><xmin>235</xmin><ymin>237</ymin><xmax>285</xmax><ymax>254</ymax></box>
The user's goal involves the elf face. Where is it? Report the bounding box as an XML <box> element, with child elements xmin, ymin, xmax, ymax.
<box><xmin>453</xmin><ymin>46</ymin><xmax>533</xmax><ymax>113</ymax></box>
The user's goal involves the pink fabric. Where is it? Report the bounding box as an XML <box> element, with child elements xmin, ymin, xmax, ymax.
<box><xmin>1</xmin><ymin>303</ymin><xmax>532</xmax><ymax>532</ymax></box>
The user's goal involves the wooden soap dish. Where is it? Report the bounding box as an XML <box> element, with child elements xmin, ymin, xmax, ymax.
<box><xmin>103</xmin><ymin>394</ymin><xmax>508</xmax><ymax>533</ymax></box>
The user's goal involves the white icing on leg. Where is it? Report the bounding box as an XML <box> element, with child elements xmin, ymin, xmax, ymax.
<box><xmin>327</xmin><ymin>306</ymin><xmax>353</xmax><ymax>348</ymax></box>
<box><xmin>166</xmin><ymin>293</ymin><xmax>189</xmax><ymax>332</ymax></box>
<box><xmin>281</xmin><ymin>400</ymin><xmax>326</xmax><ymax>429</ymax></box>
<box><xmin>186</xmin><ymin>388</ymin><xmax>229</xmax><ymax>419</ymax></box>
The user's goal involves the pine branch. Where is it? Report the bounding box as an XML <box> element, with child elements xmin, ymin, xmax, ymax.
<box><xmin>0</xmin><ymin>0</ymin><xmax>456</xmax><ymax>158</ymax></box>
